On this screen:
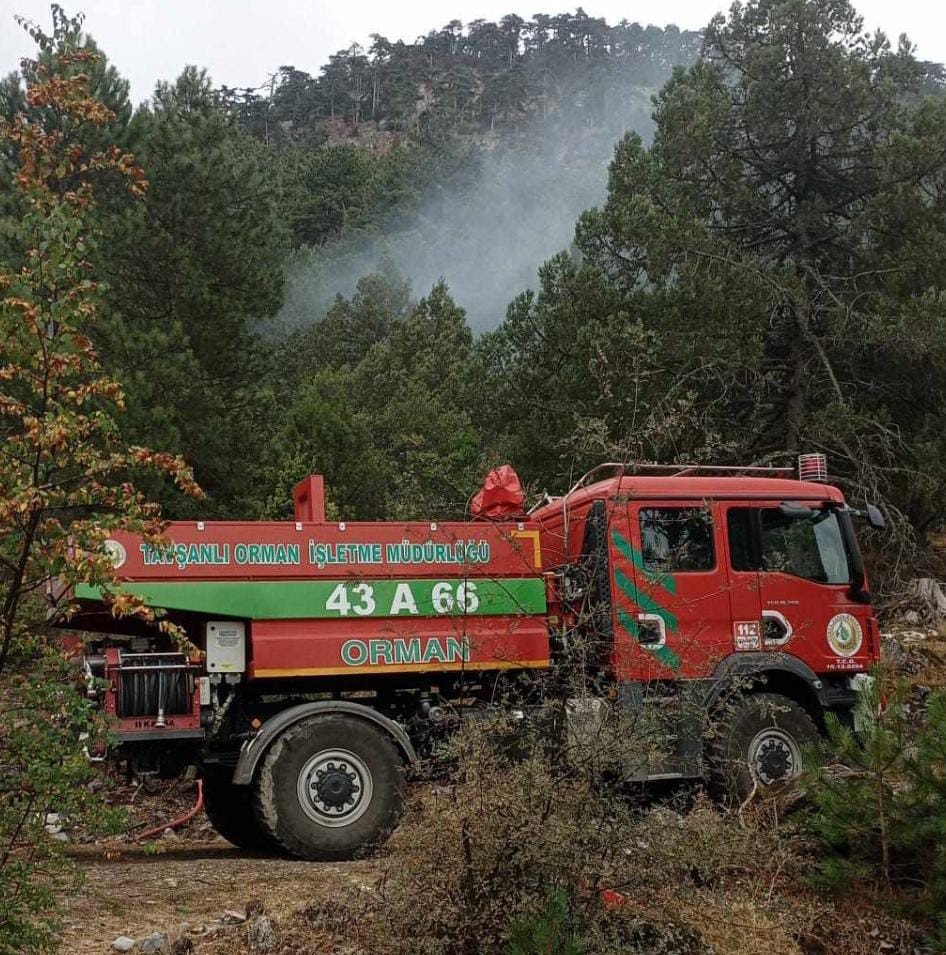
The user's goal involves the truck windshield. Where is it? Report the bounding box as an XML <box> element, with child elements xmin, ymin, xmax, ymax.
<box><xmin>728</xmin><ymin>507</ymin><xmax>852</xmax><ymax>585</ymax></box>
<box><xmin>761</xmin><ymin>508</ymin><xmax>850</xmax><ymax>584</ymax></box>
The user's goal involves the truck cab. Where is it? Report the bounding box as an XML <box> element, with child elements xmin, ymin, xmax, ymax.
<box><xmin>531</xmin><ymin>460</ymin><xmax>881</xmax><ymax>797</ymax></box>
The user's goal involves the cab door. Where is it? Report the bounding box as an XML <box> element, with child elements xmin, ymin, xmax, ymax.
<box><xmin>721</xmin><ymin>502</ymin><xmax>765</xmax><ymax>652</ymax></box>
<box><xmin>610</xmin><ymin>501</ymin><xmax>733</xmax><ymax>681</ymax></box>
<box><xmin>723</xmin><ymin>503</ymin><xmax>871</xmax><ymax>672</ymax></box>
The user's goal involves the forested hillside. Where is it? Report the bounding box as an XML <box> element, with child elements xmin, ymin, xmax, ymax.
<box><xmin>222</xmin><ymin>14</ymin><xmax>701</xmax><ymax>138</ymax></box>
<box><xmin>2</xmin><ymin>2</ymin><xmax>945</xmax><ymax>553</ymax></box>
<box><xmin>241</xmin><ymin>14</ymin><xmax>702</xmax><ymax>332</ymax></box>
<box><xmin>0</xmin><ymin>8</ymin><xmax>705</xmax><ymax>522</ymax></box>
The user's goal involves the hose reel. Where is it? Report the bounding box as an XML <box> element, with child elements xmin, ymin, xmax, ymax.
<box><xmin>113</xmin><ymin>652</ymin><xmax>196</xmax><ymax>724</ymax></box>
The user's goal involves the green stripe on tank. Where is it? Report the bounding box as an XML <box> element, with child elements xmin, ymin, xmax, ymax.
<box><xmin>610</xmin><ymin>529</ymin><xmax>676</xmax><ymax>595</ymax></box>
<box><xmin>74</xmin><ymin>577</ymin><xmax>547</xmax><ymax>620</ymax></box>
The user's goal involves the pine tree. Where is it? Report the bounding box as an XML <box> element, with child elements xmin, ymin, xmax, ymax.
<box><xmin>507</xmin><ymin>890</ymin><xmax>582</xmax><ymax>955</ymax></box>
<box><xmin>901</xmin><ymin>692</ymin><xmax>946</xmax><ymax>945</ymax></box>
<box><xmin>97</xmin><ymin>67</ymin><xmax>287</xmax><ymax>517</ymax></box>
<box><xmin>805</xmin><ymin>677</ymin><xmax>946</xmax><ymax>946</ymax></box>
<box><xmin>804</xmin><ymin>677</ymin><xmax>909</xmax><ymax>886</ymax></box>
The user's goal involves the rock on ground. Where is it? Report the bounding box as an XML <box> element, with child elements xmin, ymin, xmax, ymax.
<box><xmin>248</xmin><ymin>914</ymin><xmax>277</xmax><ymax>951</ymax></box>
<box><xmin>139</xmin><ymin>932</ymin><xmax>170</xmax><ymax>955</ymax></box>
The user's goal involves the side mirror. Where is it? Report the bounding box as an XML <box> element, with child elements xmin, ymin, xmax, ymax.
<box><xmin>865</xmin><ymin>504</ymin><xmax>885</xmax><ymax>529</ymax></box>
<box><xmin>778</xmin><ymin>502</ymin><xmax>815</xmax><ymax>519</ymax></box>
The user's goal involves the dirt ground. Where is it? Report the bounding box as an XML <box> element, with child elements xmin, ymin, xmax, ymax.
<box><xmin>55</xmin><ymin>771</ymin><xmax>387</xmax><ymax>954</ymax></box>
<box><xmin>61</xmin><ymin>838</ymin><xmax>375</xmax><ymax>953</ymax></box>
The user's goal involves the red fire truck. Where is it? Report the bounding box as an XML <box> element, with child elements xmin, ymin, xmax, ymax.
<box><xmin>69</xmin><ymin>458</ymin><xmax>883</xmax><ymax>859</ymax></box>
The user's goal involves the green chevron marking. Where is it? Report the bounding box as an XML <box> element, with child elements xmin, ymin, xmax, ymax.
<box><xmin>613</xmin><ymin>568</ymin><xmax>678</xmax><ymax>633</ymax></box>
<box><xmin>617</xmin><ymin>608</ymin><xmax>639</xmax><ymax>636</ymax></box>
<box><xmin>610</xmin><ymin>530</ymin><xmax>676</xmax><ymax>595</ymax></box>
<box><xmin>651</xmin><ymin>645</ymin><xmax>681</xmax><ymax>669</ymax></box>
<box><xmin>611</xmin><ymin>532</ymin><xmax>682</xmax><ymax>671</ymax></box>
<box><xmin>616</xmin><ymin>609</ymin><xmax>682</xmax><ymax>670</ymax></box>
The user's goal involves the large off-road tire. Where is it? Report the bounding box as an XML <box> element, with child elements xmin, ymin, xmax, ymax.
<box><xmin>253</xmin><ymin>714</ymin><xmax>406</xmax><ymax>861</ymax></box>
<box><xmin>202</xmin><ymin>766</ymin><xmax>274</xmax><ymax>851</ymax></box>
<box><xmin>708</xmin><ymin>692</ymin><xmax>819</xmax><ymax>803</ymax></box>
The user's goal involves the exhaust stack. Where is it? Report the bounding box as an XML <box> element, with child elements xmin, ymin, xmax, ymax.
<box><xmin>293</xmin><ymin>474</ymin><xmax>326</xmax><ymax>523</ymax></box>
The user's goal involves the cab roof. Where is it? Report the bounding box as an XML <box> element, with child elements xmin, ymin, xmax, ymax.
<box><xmin>528</xmin><ymin>474</ymin><xmax>845</xmax><ymax>524</ymax></box>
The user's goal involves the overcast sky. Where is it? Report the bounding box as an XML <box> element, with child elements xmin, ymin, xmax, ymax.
<box><xmin>1</xmin><ymin>0</ymin><xmax>944</xmax><ymax>104</ymax></box>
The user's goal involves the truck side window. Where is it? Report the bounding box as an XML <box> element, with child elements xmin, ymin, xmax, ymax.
<box><xmin>639</xmin><ymin>508</ymin><xmax>715</xmax><ymax>573</ymax></box>
<box><xmin>727</xmin><ymin>507</ymin><xmax>851</xmax><ymax>584</ymax></box>
<box><xmin>726</xmin><ymin>508</ymin><xmax>756</xmax><ymax>571</ymax></box>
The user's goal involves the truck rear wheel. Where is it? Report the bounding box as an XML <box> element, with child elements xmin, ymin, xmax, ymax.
<box><xmin>708</xmin><ymin>692</ymin><xmax>818</xmax><ymax>803</ymax></box>
<box><xmin>203</xmin><ymin>766</ymin><xmax>274</xmax><ymax>851</ymax></box>
<box><xmin>253</xmin><ymin>714</ymin><xmax>406</xmax><ymax>860</ymax></box>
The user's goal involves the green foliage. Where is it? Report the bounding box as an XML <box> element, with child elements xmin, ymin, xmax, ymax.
<box><xmin>0</xmin><ymin>9</ymin><xmax>717</xmax><ymax>525</ymax></box>
<box><xmin>263</xmin><ymin>276</ymin><xmax>485</xmax><ymax>520</ymax></box>
<box><xmin>280</xmin><ymin>266</ymin><xmax>413</xmax><ymax>376</ymax></box>
<box><xmin>353</xmin><ymin>281</ymin><xmax>483</xmax><ymax>518</ymax></box>
<box><xmin>805</xmin><ymin>677</ymin><xmax>946</xmax><ymax>947</ymax></box>
<box><xmin>485</xmin><ymin>0</ymin><xmax>946</xmax><ymax>560</ymax></box>
<box><xmin>479</xmin><ymin>253</ymin><xmax>659</xmax><ymax>484</ymax></box>
<box><xmin>804</xmin><ymin>677</ymin><xmax>910</xmax><ymax>885</ymax></box>
<box><xmin>6</xmin><ymin>1</ymin><xmax>944</xmax><ymax>558</ymax></box>
<box><xmin>904</xmin><ymin>693</ymin><xmax>946</xmax><ymax>946</ymax></box>
<box><xmin>1</xmin><ymin>18</ymin><xmax>268</xmax><ymax>523</ymax></box>
<box><xmin>507</xmin><ymin>890</ymin><xmax>582</xmax><ymax>955</ymax></box>
<box><xmin>276</xmin><ymin>141</ymin><xmax>444</xmax><ymax>249</ymax></box>
<box><xmin>97</xmin><ymin>66</ymin><xmax>287</xmax><ymax>517</ymax></box>
<box><xmin>0</xmin><ymin>639</ymin><xmax>122</xmax><ymax>955</ymax></box>
<box><xmin>263</xmin><ymin>367</ymin><xmax>390</xmax><ymax>520</ymax></box>
<box><xmin>219</xmin><ymin>17</ymin><xmax>701</xmax><ymax>140</ymax></box>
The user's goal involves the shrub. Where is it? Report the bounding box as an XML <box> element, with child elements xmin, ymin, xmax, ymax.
<box><xmin>804</xmin><ymin>672</ymin><xmax>946</xmax><ymax>947</ymax></box>
<box><xmin>0</xmin><ymin>635</ymin><xmax>122</xmax><ymax>954</ymax></box>
<box><xmin>343</xmin><ymin>703</ymin><xmax>774</xmax><ymax>955</ymax></box>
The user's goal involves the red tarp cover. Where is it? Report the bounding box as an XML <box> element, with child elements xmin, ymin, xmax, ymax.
<box><xmin>470</xmin><ymin>465</ymin><xmax>526</xmax><ymax>520</ymax></box>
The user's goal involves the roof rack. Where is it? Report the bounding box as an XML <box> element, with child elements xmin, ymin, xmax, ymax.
<box><xmin>533</xmin><ymin>460</ymin><xmax>801</xmax><ymax>524</ymax></box>
<box><xmin>548</xmin><ymin>462</ymin><xmax>797</xmax><ymax>512</ymax></box>
<box><xmin>627</xmin><ymin>463</ymin><xmax>796</xmax><ymax>478</ymax></box>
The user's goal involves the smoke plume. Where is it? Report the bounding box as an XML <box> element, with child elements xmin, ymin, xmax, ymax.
<box><xmin>277</xmin><ymin>89</ymin><xmax>658</xmax><ymax>333</ymax></box>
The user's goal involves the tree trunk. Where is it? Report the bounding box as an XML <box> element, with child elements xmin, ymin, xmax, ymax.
<box><xmin>0</xmin><ymin>508</ymin><xmax>42</xmax><ymax>679</ymax></box>
<box><xmin>784</xmin><ymin>334</ymin><xmax>807</xmax><ymax>453</ymax></box>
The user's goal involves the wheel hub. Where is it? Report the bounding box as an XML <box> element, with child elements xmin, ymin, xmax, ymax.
<box><xmin>315</xmin><ymin>764</ymin><xmax>357</xmax><ymax>807</ymax></box>
<box><xmin>748</xmin><ymin>729</ymin><xmax>801</xmax><ymax>785</ymax></box>
<box><xmin>757</xmin><ymin>739</ymin><xmax>791</xmax><ymax>779</ymax></box>
<box><xmin>297</xmin><ymin>749</ymin><xmax>373</xmax><ymax>828</ymax></box>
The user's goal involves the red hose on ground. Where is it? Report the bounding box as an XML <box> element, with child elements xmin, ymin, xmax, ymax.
<box><xmin>135</xmin><ymin>779</ymin><xmax>204</xmax><ymax>842</ymax></box>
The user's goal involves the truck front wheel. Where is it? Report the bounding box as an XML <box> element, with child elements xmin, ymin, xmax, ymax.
<box><xmin>708</xmin><ymin>692</ymin><xmax>819</xmax><ymax>803</ymax></box>
<box><xmin>253</xmin><ymin>714</ymin><xmax>406</xmax><ymax>860</ymax></box>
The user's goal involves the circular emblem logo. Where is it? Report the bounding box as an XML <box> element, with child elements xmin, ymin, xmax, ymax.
<box><xmin>103</xmin><ymin>539</ymin><xmax>127</xmax><ymax>570</ymax></box>
<box><xmin>826</xmin><ymin>613</ymin><xmax>863</xmax><ymax>657</ymax></box>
